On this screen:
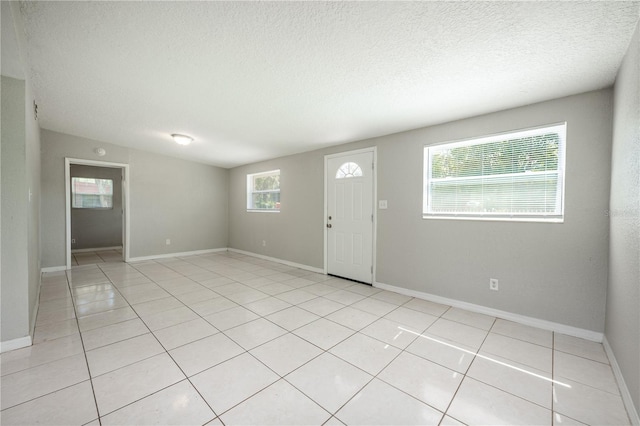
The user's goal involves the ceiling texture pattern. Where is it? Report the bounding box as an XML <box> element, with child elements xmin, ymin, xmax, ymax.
<box><xmin>16</xmin><ymin>1</ymin><xmax>640</xmax><ymax>168</ymax></box>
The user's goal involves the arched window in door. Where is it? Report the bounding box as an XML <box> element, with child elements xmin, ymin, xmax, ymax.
<box><xmin>335</xmin><ymin>162</ymin><xmax>363</xmax><ymax>179</ymax></box>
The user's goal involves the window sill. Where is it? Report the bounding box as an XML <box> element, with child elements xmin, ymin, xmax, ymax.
<box><xmin>422</xmin><ymin>215</ymin><xmax>564</xmax><ymax>223</ymax></box>
<box><xmin>247</xmin><ymin>210</ymin><xmax>280</xmax><ymax>213</ymax></box>
<box><xmin>72</xmin><ymin>207</ymin><xmax>114</xmax><ymax>210</ymax></box>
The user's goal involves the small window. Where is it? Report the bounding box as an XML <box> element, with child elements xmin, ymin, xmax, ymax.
<box><xmin>72</xmin><ymin>177</ymin><xmax>114</xmax><ymax>209</ymax></box>
<box><xmin>247</xmin><ymin>169</ymin><xmax>280</xmax><ymax>211</ymax></box>
<box><xmin>423</xmin><ymin>123</ymin><xmax>566</xmax><ymax>222</ymax></box>
<box><xmin>336</xmin><ymin>162</ymin><xmax>363</xmax><ymax>179</ymax></box>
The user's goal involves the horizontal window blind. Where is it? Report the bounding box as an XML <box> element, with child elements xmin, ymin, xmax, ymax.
<box><xmin>423</xmin><ymin>124</ymin><xmax>566</xmax><ymax>221</ymax></box>
<box><xmin>71</xmin><ymin>177</ymin><xmax>114</xmax><ymax>209</ymax></box>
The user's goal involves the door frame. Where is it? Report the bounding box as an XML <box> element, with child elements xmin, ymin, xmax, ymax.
<box><xmin>65</xmin><ymin>157</ymin><xmax>131</xmax><ymax>269</ymax></box>
<box><xmin>323</xmin><ymin>147</ymin><xmax>377</xmax><ymax>282</ymax></box>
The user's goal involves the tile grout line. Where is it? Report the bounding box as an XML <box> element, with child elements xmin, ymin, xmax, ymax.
<box><xmin>117</xmin><ymin>258</ymin><xmax>231</xmax><ymax>411</ymax></box>
<box><xmin>41</xmin><ymin>257</ymin><xmax>395</xmax><ymax>423</ymax></box>
<box><xmin>44</xmin><ymin>252</ymin><xmax>621</xmax><ymax>425</ymax></box>
<box><xmin>96</xmin><ymin>259</ymin><xmax>221</xmax><ymax>424</ymax></box>
<box><xmin>47</xmin><ymin>261</ymin><xmax>488</xmax><ymax>422</ymax></box>
<box><xmin>139</xmin><ymin>254</ymin><xmax>324</xmax><ymax>424</ymax></box>
<box><xmin>443</xmin><ymin>316</ymin><xmax>560</xmax><ymax>420</ymax></box>
<box><xmin>107</xmin><ymin>256</ymin><xmax>323</xmax><ymax>420</ymax></box>
<box><xmin>64</xmin><ymin>267</ymin><xmax>104</xmax><ymax>426</ymax></box>
<box><xmin>129</xmin><ymin>260</ymin><xmax>414</xmax><ymax>422</ymax></box>
<box><xmin>277</xmin><ymin>296</ymin><xmax>444</xmax><ymax>422</ymax></box>
<box><xmin>211</xmin><ymin>295</ymin><xmax>376</xmax><ymax>422</ymax></box>
<box><xmin>327</xmin><ymin>297</ymin><xmax>457</xmax><ymax>422</ymax></box>
<box><xmin>0</xmin><ymin>275</ymin><xmax>87</xmax><ymax>413</ymax></box>
<box><xmin>428</xmin><ymin>307</ymin><xmax>494</xmax><ymax>422</ymax></box>
<box><xmin>205</xmin><ymin>272</ymin><xmax>464</xmax><ymax>421</ymax></box>
<box><xmin>258</xmin><ymin>288</ymin><xmax>456</xmax><ymax>422</ymax></box>
<box><xmin>552</xmin><ymin>331</ymin><xmax>556</xmax><ymax>425</ymax></box>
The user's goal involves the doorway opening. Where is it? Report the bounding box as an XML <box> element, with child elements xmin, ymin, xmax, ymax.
<box><xmin>324</xmin><ymin>147</ymin><xmax>377</xmax><ymax>284</ymax></box>
<box><xmin>65</xmin><ymin>158</ymin><xmax>130</xmax><ymax>269</ymax></box>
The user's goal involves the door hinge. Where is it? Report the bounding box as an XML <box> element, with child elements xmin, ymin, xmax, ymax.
<box><xmin>371</xmin><ymin>214</ymin><xmax>374</xmax><ymax>222</ymax></box>
<box><xmin>371</xmin><ymin>266</ymin><xmax>373</xmax><ymax>273</ymax></box>
<box><xmin>372</xmin><ymin>163</ymin><xmax>374</xmax><ymax>170</ymax></box>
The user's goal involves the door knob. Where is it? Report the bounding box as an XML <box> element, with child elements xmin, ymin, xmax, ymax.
<box><xmin>326</xmin><ymin>224</ymin><xmax>332</xmax><ymax>228</ymax></box>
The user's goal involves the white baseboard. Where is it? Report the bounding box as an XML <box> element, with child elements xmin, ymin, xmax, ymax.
<box><xmin>603</xmin><ymin>336</ymin><xmax>640</xmax><ymax>425</ymax></box>
<box><xmin>41</xmin><ymin>265</ymin><xmax>68</xmax><ymax>273</ymax></box>
<box><xmin>128</xmin><ymin>248</ymin><xmax>228</xmax><ymax>262</ymax></box>
<box><xmin>228</xmin><ymin>248</ymin><xmax>324</xmax><ymax>274</ymax></box>
<box><xmin>71</xmin><ymin>246</ymin><xmax>122</xmax><ymax>253</ymax></box>
<box><xmin>0</xmin><ymin>335</ymin><xmax>32</xmax><ymax>353</ymax></box>
<box><xmin>43</xmin><ymin>248</ymin><xmax>230</xmax><ymax>270</ymax></box>
<box><xmin>374</xmin><ymin>281</ymin><xmax>604</xmax><ymax>342</ymax></box>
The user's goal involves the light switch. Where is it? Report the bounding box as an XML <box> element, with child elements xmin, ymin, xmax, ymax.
<box><xmin>378</xmin><ymin>200</ymin><xmax>388</xmax><ymax>209</ymax></box>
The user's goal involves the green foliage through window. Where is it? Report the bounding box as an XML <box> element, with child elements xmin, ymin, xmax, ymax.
<box><xmin>430</xmin><ymin>134</ymin><xmax>560</xmax><ymax>178</ymax></box>
<box><xmin>247</xmin><ymin>170</ymin><xmax>281</xmax><ymax>211</ymax></box>
<box><xmin>424</xmin><ymin>124</ymin><xmax>566</xmax><ymax>220</ymax></box>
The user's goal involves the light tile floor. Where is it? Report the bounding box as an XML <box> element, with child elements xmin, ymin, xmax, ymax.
<box><xmin>0</xmin><ymin>251</ymin><xmax>631</xmax><ymax>425</ymax></box>
<box><xmin>72</xmin><ymin>249</ymin><xmax>123</xmax><ymax>266</ymax></box>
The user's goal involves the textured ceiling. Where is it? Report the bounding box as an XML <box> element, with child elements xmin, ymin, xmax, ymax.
<box><xmin>17</xmin><ymin>1</ymin><xmax>640</xmax><ymax>168</ymax></box>
<box><xmin>1</xmin><ymin>2</ymin><xmax>25</xmax><ymax>79</ymax></box>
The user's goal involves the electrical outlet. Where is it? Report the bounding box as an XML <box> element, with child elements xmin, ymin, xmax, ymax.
<box><xmin>166</xmin><ymin>239</ymin><xmax>171</xmax><ymax>245</ymax></box>
<box><xmin>489</xmin><ymin>278</ymin><xmax>499</xmax><ymax>291</ymax></box>
<box><xmin>379</xmin><ymin>200</ymin><xmax>388</xmax><ymax>209</ymax></box>
<box><xmin>262</xmin><ymin>240</ymin><xmax>266</xmax><ymax>247</ymax></box>
<box><xmin>71</xmin><ymin>238</ymin><xmax>76</xmax><ymax>244</ymax></box>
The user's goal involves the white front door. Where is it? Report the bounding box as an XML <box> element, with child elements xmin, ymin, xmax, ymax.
<box><xmin>326</xmin><ymin>150</ymin><xmax>374</xmax><ymax>284</ymax></box>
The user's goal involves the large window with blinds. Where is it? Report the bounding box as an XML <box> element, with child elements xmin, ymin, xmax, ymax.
<box><xmin>423</xmin><ymin>123</ymin><xmax>566</xmax><ymax>222</ymax></box>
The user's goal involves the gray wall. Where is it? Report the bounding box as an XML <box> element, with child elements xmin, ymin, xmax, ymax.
<box><xmin>1</xmin><ymin>75</ymin><xmax>41</xmax><ymax>343</ymax></box>
<box><xmin>70</xmin><ymin>165</ymin><xmax>123</xmax><ymax>250</ymax></box>
<box><xmin>41</xmin><ymin>130</ymin><xmax>229</xmax><ymax>267</ymax></box>
<box><xmin>606</xmin><ymin>22</ymin><xmax>639</xmax><ymax>415</ymax></box>
<box><xmin>1</xmin><ymin>2</ymin><xmax>42</xmax><ymax>347</ymax></box>
<box><xmin>230</xmin><ymin>89</ymin><xmax>613</xmax><ymax>332</ymax></box>
<box><xmin>25</xmin><ymin>76</ymin><xmax>41</xmax><ymax>336</ymax></box>
<box><xmin>230</xmin><ymin>154</ymin><xmax>327</xmax><ymax>265</ymax></box>
<box><xmin>2</xmin><ymin>76</ymin><xmax>30</xmax><ymax>342</ymax></box>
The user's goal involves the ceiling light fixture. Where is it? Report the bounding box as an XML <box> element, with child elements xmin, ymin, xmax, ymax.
<box><xmin>171</xmin><ymin>133</ymin><xmax>193</xmax><ymax>146</ymax></box>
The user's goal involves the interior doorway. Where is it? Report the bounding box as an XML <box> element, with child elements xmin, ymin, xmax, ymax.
<box><xmin>65</xmin><ymin>158</ymin><xmax>130</xmax><ymax>269</ymax></box>
<box><xmin>324</xmin><ymin>148</ymin><xmax>376</xmax><ymax>284</ymax></box>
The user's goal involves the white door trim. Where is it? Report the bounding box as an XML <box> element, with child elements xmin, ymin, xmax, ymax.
<box><xmin>65</xmin><ymin>157</ymin><xmax>131</xmax><ymax>269</ymax></box>
<box><xmin>323</xmin><ymin>147</ymin><xmax>377</xmax><ymax>282</ymax></box>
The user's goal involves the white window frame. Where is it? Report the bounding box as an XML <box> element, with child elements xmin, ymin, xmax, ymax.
<box><xmin>423</xmin><ymin>123</ymin><xmax>566</xmax><ymax>222</ymax></box>
<box><xmin>247</xmin><ymin>169</ymin><xmax>281</xmax><ymax>212</ymax></box>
